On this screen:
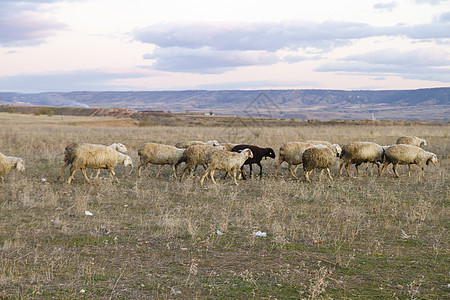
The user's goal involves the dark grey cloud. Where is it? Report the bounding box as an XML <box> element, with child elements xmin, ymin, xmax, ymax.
<box><xmin>316</xmin><ymin>48</ymin><xmax>450</xmax><ymax>82</ymax></box>
<box><xmin>0</xmin><ymin>1</ymin><xmax>66</xmax><ymax>46</ymax></box>
<box><xmin>373</xmin><ymin>2</ymin><xmax>397</xmax><ymax>11</ymax></box>
<box><xmin>0</xmin><ymin>70</ymin><xmax>149</xmax><ymax>92</ymax></box>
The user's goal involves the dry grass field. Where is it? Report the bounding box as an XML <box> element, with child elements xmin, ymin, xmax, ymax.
<box><xmin>0</xmin><ymin>112</ymin><xmax>449</xmax><ymax>299</ymax></box>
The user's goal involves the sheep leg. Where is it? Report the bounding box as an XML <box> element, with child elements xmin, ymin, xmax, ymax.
<box><xmin>274</xmin><ymin>160</ymin><xmax>283</xmax><ymax>178</ymax></box>
<box><xmin>408</xmin><ymin>164</ymin><xmax>412</xmax><ymax>177</ymax></box>
<box><xmin>210</xmin><ymin>169</ymin><xmax>217</xmax><ymax>184</ymax></box>
<box><xmin>93</xmin><ymin>169</ymin><xmax>101</xmax><ymax>179</ymax></box>
<box><xmin>354</xmin><ymin>163</ymin><xmax>361</xmax><ymax>176</ymax></box>
<box><xmin>326</xmin><ymin>168</ymin><xmax>333</xmax><ymax>180</ymax></box>
<box><xmin>1</xmin><ymin>176</ymin><xmax>4</xmax><ymax>184</ymax></box>
<box><xmin>364</xmin><ymin>162</ymin><xmax>370</xmax><ymax>176</ymax></box>
<box><xmin>257</xmin><ymin>162</ymin><xmax>263</xmax><ymax>178</ymax></box>
<box><xmin>288</xmin><ymin>164</ymin><xmax>298</xmax><ymax>179</ymax></box>
<box><xmin>338</xmin><ymin>161</ymin><xmax>346</xmax><ymax>177</ymax></box>
<box><xmin>108</xmin><ymin>168</ymin><xmax>119</xmax><ymax>182</ymax></box>
<box><xmin>59</xmin><ymin>161</ymin><xmax>70</xmax><ymax>180</ymax></box>
<box><xmin>240</xmin><ymin>165</ymin><xmax>247</xmax><ymax>180</ymax></box>
<box><xmin>81</xmin><ymin>167</ymin><xmax>91</xmax><ymax>183</ymax></box>
<box><xmin>379</xmin><ymin>162</ymin><xmax>389</xmax><ymax>177</ymax></box>
<box><xmin>67</xmin><ymin>167</ymin><xmax>78</xmax><ymax>185</ymax></box>
<box><xmin>200</xmin><ymin>169</ymin><xmax>209</xmax><ymax>186</ymax></box>
<box><xmin>232</xmin><ymin>169</ymin><xmax>239</xmax><ymax>185</ymax></box>
<box><xmin>318</xmin><ymin>169</ymin><xmax>324</xmax><ymax>180</ymax></box>
<box><xmin>304</xmin><ymin>170</ymin><xmax>311</xmax><ymax>183</ymax></box>
<box><xmin>170</xmin><ymin>164</ymin><xmax>177</xmax><ymax>178</ymax></box>
<box><xmin>155</xmin><ymin>165</ymin><xmax>164</xmax><ymax>178</ymax></box>
<box><xmin>393</xmin><ymin>164</ymin><xmax>400</xmax><ymax>178</ymax></box>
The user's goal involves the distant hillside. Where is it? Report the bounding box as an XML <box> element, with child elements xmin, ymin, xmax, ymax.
<box><xmin>0</xmin><ymin>88</ymin><xmax>449</xmax><ymax>121</ymax></box>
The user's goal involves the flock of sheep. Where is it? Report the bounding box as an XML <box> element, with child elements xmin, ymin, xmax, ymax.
<box><xmin>0</xmin><ymin>135</ymin><xmax>438</xmax><ymax>187</ymax></box>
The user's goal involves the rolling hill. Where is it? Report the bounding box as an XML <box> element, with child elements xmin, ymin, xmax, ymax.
<box><xmin>0</xmin><ymin>88</ymin><xmax>449</xmax><ymax>121</ymax></box>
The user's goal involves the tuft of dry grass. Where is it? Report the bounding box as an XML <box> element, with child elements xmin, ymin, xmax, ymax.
<box><xmin>0</xmin><ymin>112</ymin><xmax>449</xmax><ymax>298</ymax></box>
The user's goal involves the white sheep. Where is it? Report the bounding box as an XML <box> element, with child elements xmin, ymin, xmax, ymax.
<box><xmin>179</xmin><ymin>144</ymin><xmax>225</xmax><ymax>179</ymax></box>
<box><xmin>59</xmin><ymin>142</ymin><xmax>127</xmax><ymax>180</ymax></box>
<box><xmin>379</xmin><ymin>144</ymin><xmax>437</xmax><ymax>178</ymax></box>
<box><xmin>396</xmin><ymin>136</ymin><xmax>427</xmax><ymax>147</ymax></box>
<box><xmin>274</xmin><ymin>141</ymin><xmax>332</xmax><ymax>178</ymax></box>
<box><xmin>302</xmin><ymin>144</ymin><xmax>342</xmax><ymax>183</ymax></box>
<box><xmin>339</xmin><ymin>142</ymin><xmax>385</xmax><ymax>177</ymax></box>
<box><xmin>67</xmin><ymin>144</ymin><xmax>133</xmax><ymax>184</ymax></box>
<box><xmin>174</xmin><ymin>140</ymin><xmax>220</xmax><ymax>149</ymax></box>
<box><xmin>200</xmin><ymin>148</ymin><xmax>253</xmax><ymax>186</ymax></box>
<box><xmin>0</xmin><ymin>152</ymin><xmax>25</xmax><ymax>185</ymax></box>
<box><xmin>137</xmin><ymin>143</ymin><xmax>185</xmax><ymax>178</ymax></box>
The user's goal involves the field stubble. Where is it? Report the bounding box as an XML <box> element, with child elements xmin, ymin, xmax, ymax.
<box><xmin>0</xmin><ymin>113</ymin><xmax>449</xmax><ymax>298</ymax></box>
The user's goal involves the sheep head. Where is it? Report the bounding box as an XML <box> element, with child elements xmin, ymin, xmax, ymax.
<box><xmin>330</xmin><ymin>144</ymin><xmax>342</xmax><ymax>157</ymax></box>
<box><xmin>112</xmin><ymin>143</ymin><xmax>128</xmax><ymax>153</ymax></box>
<box><xmin>121</xmin><ymin>155</ymin><xmax>134</xmax><ymax>174</ymax></box>
<box><xmin>15</xmin><ymin>158</ymin><xmax>25</xmax><ymax>172</ymax></box>
<box><xmin>208</xmin><ymin>140</ymin><xmax>220</xmax><ymax>147</ymax></box>
<box><xmin>427</xmin><ymin>154</ymin><xmax>438</xmax><ymax>165</ymax></box>
<box><xmin>266</xmin><ymin>148</ymin><xmax>276</xmax><ymax>159</ymax></box>
<box><xmin>420</xmin><ymin>139</ymin><xmax>427</xmax><ymax>147</ymax></box>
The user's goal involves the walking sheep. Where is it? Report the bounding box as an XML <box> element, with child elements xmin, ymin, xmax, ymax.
<box><xmin>200</xmin><ymin>149</ymin><xmax>253</xmax><ymax>186</ymax></box>
<box><xmin>379</xmin><ymin>144</ymin><xmax>437</xmax><ymax>178</ymax></box>
<box><xmin>231</xmin><ymin>144</ymin><xmax>276</xmax><ymax>179</ymax></box>
<box><xmin>59</xmin><ymin>142</ymin><xmax>128</xmax><ymax>180</ymax></box>
<box><xmin>137</xmin><ymin>143</ymin><xmax>185</xmax><ymax>178</ymax></box>
<box><xmin>302</xmin><ymin>144</ymin><xmax>342</xmax><ymax>183</ymax></box>
<box><xmin>396</xmin><ymin>136</ymin><xmax>427</xmax><ymax>147</ymax></box>
<box><xmin>174</xmin><ymin>140</ymin><xmax>220</xmax><ymax>148</ymax></box>
<box><xmin>67</xmin><ymin>144</ymin><xmax>133</xmax><ymax>184</ymax></box>
<box><xmin>178</xmin><ymin>144</ymin><xmax>225</xmax><ymax>179</ymax></box>
<box><xmin>274</xmin><ymin>141</ymin><xmax>332</xmax><ymax>178</ymax></box>
<box><xmin>0</xmin><ymin>152</ymin><xmax>25</xmax><ymax>185</ymax></box>
<box><xmin>339</xmin><ymin>142</ymin><xmax>385</xmax><ymax>177</ymax></box>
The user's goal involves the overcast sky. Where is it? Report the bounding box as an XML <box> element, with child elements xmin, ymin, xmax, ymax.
<box><xmin>0</xmin><ymin>0</ymin><xmax>449</xmax><ymax>92</ymax></box>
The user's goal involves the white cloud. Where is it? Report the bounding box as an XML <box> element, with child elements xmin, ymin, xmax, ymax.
<box><xmin>0</xmin><ymin>1</ymin><xmax>66</xmax><ymax>46</ymax></box>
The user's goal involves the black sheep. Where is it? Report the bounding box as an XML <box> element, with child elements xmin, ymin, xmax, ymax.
<box><xmin>231</xmin><ymin>144</ymin><xmax>276</xmax><ymax>179</ymax></box>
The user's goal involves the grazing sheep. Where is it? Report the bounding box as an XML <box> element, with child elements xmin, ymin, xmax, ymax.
<box><xmin>59</xmin><ymin>142</ymin><xmax>127</xmax><ymax>180</ymax></box>
<box><xmin>221</xmin><ymin>143</ymin><xmax>238</xmax><ymax>151</ymax></box>
<box><xmin>174</xmin><ymin>140</ymin><xmax>220</xmax><ymax>149</ymax></box>
<box><xmin>231</xmin><ymin>144</ymin><xmax>276</xmax><ymax>179</ymax></box>
<box><xmin>0</xmin><ymin>152</ymin><xmax>25</xmax><ymax>185</ymax></box>
<box><xmin>302</xmin><ymin>144</ymin><xmax>342</xmax><ymax>183</ymax></box>
<box><xmin>339</xmin><ymin>142</ymin><xmax>385</xmax><ymax>177</ymax></box>
<box><xmin>67</xmin><ymin>144</ymin><xmax>133</xmax><ymax>184</ymax></box>
<box><xmin>137</xmin><ymin>143</ymin><xmax>185</xmax><ymax>178</ymax></box>
<box><xmin>379</xmin><ymin>144</ymin><xmax>437</xmax><ymax>178</ymax></box>
<box><xmin>178</xmin><ymin>144</ymin><xmax>225</xmax><ymax>179</ymax></box>
<box><xmin>274</xmin><ymin>141</ymin><xmax>332</xmax><ymax>178</ymax></box>
<box><xmin>200</xmin><ymin>149</ymin><xmax>253</xmax><ymax>186</ymax></box>
<box><xmin>396</xmin><ymin>136</ymin><xmax>427</xmax><ymax>147</ymax></box>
